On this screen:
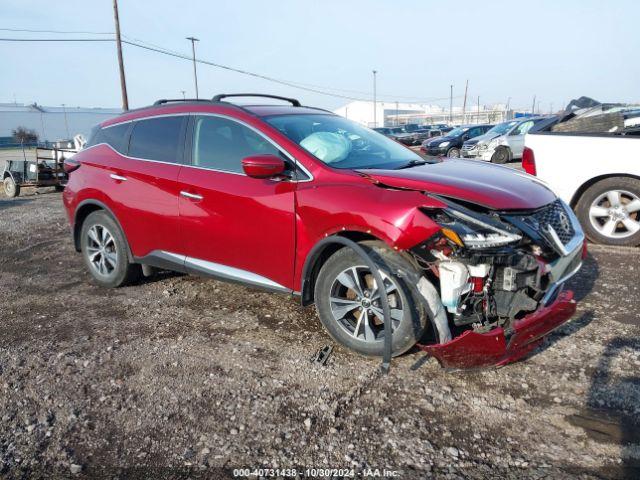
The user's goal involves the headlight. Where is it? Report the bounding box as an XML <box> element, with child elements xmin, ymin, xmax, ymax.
<box><xmin>439</xmin><ymin>141</ymin><xmax>450</xmax><ymax>147</ymax></box>
<box><xmin>438</xmin><ymin>209</ymin><xmax>522</xmax><ymax>249</ymax></box>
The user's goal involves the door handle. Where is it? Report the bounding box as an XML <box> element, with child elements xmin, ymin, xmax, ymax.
<box><xmin>180</xmin><ymin>191</ymin><xmax>203</xmax><ymax>200</ymax></box>
<box><xmin>110</xmin><ymin>173</ymin><xmax>127</xmax><ymax>181</ymax></box>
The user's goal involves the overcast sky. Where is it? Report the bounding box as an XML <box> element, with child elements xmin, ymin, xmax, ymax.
<box><xmin>1</xmin><ymin>0</ymin><xmax>638</xmax><ymax>112</ymax></box>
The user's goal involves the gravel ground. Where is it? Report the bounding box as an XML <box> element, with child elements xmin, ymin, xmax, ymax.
<box><xmin>1</xmin><ymin>190</ymin><xmax>639</xmax><ymax>480</ymax></box>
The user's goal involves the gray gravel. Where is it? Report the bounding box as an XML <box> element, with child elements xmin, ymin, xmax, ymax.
<box><xmin>1</xmin><ymin>190</ymin><xmax>639</xmax><ymax>479</ymax></box>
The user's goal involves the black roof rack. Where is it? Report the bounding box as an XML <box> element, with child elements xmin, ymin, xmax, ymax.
<box><xmin>153</xmin><ymin>98</ymin><xmax>213</xmax><ymax>106</ymax></box>
<box><xmin>212</xmin><ymin>93</ymin><xmax>301</xmax><ymax>107</ymax></box>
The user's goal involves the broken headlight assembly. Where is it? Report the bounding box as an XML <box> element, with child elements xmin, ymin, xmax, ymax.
<box><xmin>436</xmin><ymin>208</ymin><xmax>523</xmax><ymax>250</ymax></box>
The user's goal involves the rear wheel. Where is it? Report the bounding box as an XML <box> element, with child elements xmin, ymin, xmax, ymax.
<box><xmin>314</xmin><ymin>241</ymin><xmax>428</xmax><ymax>357</ymax></box>
<box><xmin>446</xmin><ymin>147</ymin><xmax>460</xmax><ymax>158</ymax></box>
<box><xmin>575</xmin><ymin>177</ymin><xmax>640</xmax><ymax>246</ymax></box>
<box><xmin>80</xmin><ymin>210</ymin><xmax>141</xmax><ymax>287</ymax></box>
<box><xmin>3</xmin><ymin>176</ymin><xmax>19</xmax><ymax>198</ymax></box>
<box><xmin>490</xmin><ymin>146</ymin><xmax>510</xmax><ymax>164</ymax></box>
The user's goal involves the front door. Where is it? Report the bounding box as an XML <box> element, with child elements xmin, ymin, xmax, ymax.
<box><xmin>178</xmin><ymin>114</ymin><xmax>297</xmax><ymax>291</ymax></box>
<box><xmin>509</xmin><ymin>120</ymin><xmax>535</xmax><ymax>158</ymax></box>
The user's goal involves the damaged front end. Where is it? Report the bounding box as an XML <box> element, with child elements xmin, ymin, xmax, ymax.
<box><xmin>410</xmin><ymin>195</ymin><xmax>585</xmax><ymax>368</ymax></box>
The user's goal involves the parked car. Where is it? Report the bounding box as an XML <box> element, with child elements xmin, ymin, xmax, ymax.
<box><xmin>461</xmin><ymin>117</ymin><xmax>547</xmax><ymax>163</ymax></box>
<box><xmin>421</xmin><ymin>124</ymin><xmax>493</xmax><ymax>157</ymax></box>
<box><xmin>373</xmin><ymin>126</ymin><xmax>406</xmax><ymax>142</ymax></box>
<box><xmin>524</xmin><ymin>127</ymin><xmax>640</xmax><ymax>246</ymax></box>
<box><xmin>62</xmin><ymin>94</ymin><xmax>584</xmax><ymax>368</ymax></box>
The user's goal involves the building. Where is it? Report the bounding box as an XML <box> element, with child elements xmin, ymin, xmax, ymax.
<box><xmin>334</xmin><ymin>101</ymin><xmax>517</xmax><ymax>127</ymax></box>
<box><xmin>0</xmin><ymin>103</ymin><xmax>121</xmax><ymax>144</ymax></box>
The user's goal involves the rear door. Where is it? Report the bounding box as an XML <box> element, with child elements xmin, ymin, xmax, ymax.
<box><xmin>105</xmin><ymin>115</ymin><xmax>187</xmax><ymax>259</ymax></box>
<box><xmin>177</xmin><ymin>114</ymin><xmax>297</xmax><ymax>290</ymax></box>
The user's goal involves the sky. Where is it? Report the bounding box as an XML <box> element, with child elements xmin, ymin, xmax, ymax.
<box><xmin>1</xmin><ymin>0</ymin><xmax>639</xmax><ymax>112</ymax></box>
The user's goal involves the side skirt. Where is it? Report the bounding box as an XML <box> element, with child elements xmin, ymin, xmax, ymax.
<box><xmin>135</xmin><ymin>250</ymin><xmax>292</xmax><ymax>294</ymax></box>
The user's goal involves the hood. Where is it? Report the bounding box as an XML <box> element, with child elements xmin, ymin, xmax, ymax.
<box><xmin>427</xmin><ymin>135</ymin><xmax>454</xmax><ymax>145</ymax></box>
<box><xmin>359</xmin><ymin>159</ymin><xmax>556</xmax><ymax>210</ymax></box>
<box><xmin>467</xmin><ymin>132</ymin><xmax>501</xmax><ymax>145</ymax></box>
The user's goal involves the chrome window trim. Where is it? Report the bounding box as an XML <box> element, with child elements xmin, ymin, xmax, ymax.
<box><xmin>190</xmin><ymin>112</ymin><xmax>314</xmax><ymax>182</ymax></box>
<box><xmin>95</xmin><ymin>112</ymin><xmax>314</xmax><ymax>182</ymax></box>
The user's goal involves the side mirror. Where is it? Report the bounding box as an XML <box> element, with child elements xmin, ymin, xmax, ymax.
<box><xmin>241</xmin><ymin>154</ymin><xmax>286</xmax><ymax>179</ymax></box>
<box><xmin>462</xmin><ymin>134</ymin><xmax>469</xmax><ymax>141</ymax></box>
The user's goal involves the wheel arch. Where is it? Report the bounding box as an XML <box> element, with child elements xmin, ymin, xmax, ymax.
<box><xmin>73</xmin><ymin>200</ymin><xmax>134</xmax><ymax>262</ymax></box>
<box><xmin>570</xmin><ymin>173</ymin><xmax>640</xmax><ymax>208</ymax></box>
<box><xmin>300</xmin><ymin>231</ymin><xmax>421</xmax><ymax>307</ymax></box>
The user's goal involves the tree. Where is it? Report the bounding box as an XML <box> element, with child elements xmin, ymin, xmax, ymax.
<box><xmin>12</xmin><ymin>126</ymin><xmax>38</xmax><ymax>144</ymax></box>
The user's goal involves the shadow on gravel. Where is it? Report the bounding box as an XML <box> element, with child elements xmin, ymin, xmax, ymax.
<box><xmin>567</xmin><ymin>251</ymin><xmax>599</xmax><ymax>302</ymax></box>
<box><xmin>0</xmin><ymin>197</ymin><xmax>34</xmax><ymax>211</ymax></box>
<box><xmin>569</xmin><ymin>337</ymin><xmax>640</xmax><ymax>479</ymax></box>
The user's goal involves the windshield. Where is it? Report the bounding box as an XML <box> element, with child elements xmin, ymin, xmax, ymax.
<box><xmin>264</xmin><ymin>114</ymin><xmax>422</xmax><ymax>169</ymax></box>
<box><xmin>444</xmin><ymin>127</ymin><xmax>469</xmax><ymax>137</ymax></box>
<box><xmin>487</xmin><ymin>121</ymin><xmax>519</xmax><ymax>136</ymax></box>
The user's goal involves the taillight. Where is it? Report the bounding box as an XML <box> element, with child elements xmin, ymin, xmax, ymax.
<box><xmin>63</xmin><ymin>158</ymin><xmax>81</xmax><ymax>173</ymax></box>
<box><xmin>522</xmin><ymin>147</ymin><xmax>536</xmax><ymax>176</ymax></box>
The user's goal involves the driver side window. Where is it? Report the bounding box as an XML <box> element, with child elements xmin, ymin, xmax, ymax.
<box><xmin>513</xmin><ymin>121</ymin><xmax>534</xmax><ymax>135</ymax></box>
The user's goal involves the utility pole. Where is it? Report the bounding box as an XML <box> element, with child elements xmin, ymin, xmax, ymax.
<box><xmin>477</xmin><ymin>96</ymin><xmax>480</xmax><ymax>124</ymax></box>
<box><xmin>186</xmin><ymin>37</ymin><xmax>200</xmax><ymax>99</ymax></box>
<box><xmin>372</xmin><ymin>70</ymin><xmax>377</xmax><ymax>127</ymax></box>
<box><xmin>181</xmin><ymin>90</ymin><xmax>186</xmax><ymax>100</ymax></box>
<box><xmin>61</xmin><ymin>104</ymin><xmax>70</xmax><ymax>138</ymax></box>
<box><xmin>506</xmin><ymin>96</ymin><xmax>511</xmax><ymax>121</ymax></box>
<box><xmin>531</xmin><ymin>94</ymin><xmax>536</xmax><ymax>115</ymax></box>
<box><xmin>462</xmin><ymin>80</ymin><xmax>468</xmax><ymax>124</ymax></box>
<box><xmin>112</xmin><ymin>0</ymin><xmax>129</xmax><ymax>111</ymax></box>
<box><xmin>395</xmin><ymin>101</ymin><xmax>399</xmax><ymax>126</ymax></box>
<box><xmin>449</xmin><ymin>84</ymin><xmax>453</xmax><ymax>124</ymax></box>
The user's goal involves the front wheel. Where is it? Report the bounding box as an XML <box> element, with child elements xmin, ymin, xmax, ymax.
<box><xmin>575</xmin><ymin>177</ymin><xmax>640</xmax><ymax>246</ymax></box>
<box><xmin>446</xmin><ymin>147</ymin><xmax>460</xmax><ymax>158</ymax></box>
<box><xmin>314</xmin><ymin>242</ymin><xmax>429</xmax><ymax>357</ymax></box>
<box><xmin>490</xmin><ymin>147</ymin><xmax>510</xmax><ymax>164</ymax></box>
<box><xmin>3</xmin><ymin>176</ymin><xmax>19</xmax><ymax>198</ymax></box>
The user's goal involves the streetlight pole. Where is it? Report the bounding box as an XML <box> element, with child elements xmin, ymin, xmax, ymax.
<box><xmin>181</xmin><ymin>90</ymin><xmax>186</xmax><ymax>100</ymax></box>
<box><xmin>61</xmin><ymin>104</ymin><xmax>70</xmax><ymax>138</ymax></box>
<box><xmin>186</xmin><ymin>37</ymin><xmax>200</xmax><ymax>99</ymax></box>
<box><xmin>449</xmin><ymin>84</ymin><xmax>453</xmax><ymax>124</ymax></box>
<box><xmin>112</xmin><ymin>0</ymin><xmax>129</xmax><ymax>111</ymax></box>
<box><xmin>372</xmin><ymin>70</ymin><xmax>377</xmax><ymax>128</ymax></box>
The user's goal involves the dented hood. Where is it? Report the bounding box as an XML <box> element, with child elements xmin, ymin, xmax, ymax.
<box><xmin>360</xmin><ymin>159</ymin><xmax>556</xmax><ymax>210</ymax></box>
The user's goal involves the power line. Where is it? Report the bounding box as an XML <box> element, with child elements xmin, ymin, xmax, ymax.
<box><xmin>0</xmin><ymin>35</ymin><xmax>464</xmax><ymax>103</ymax></box>
<box><xmin>0</xmin><ymin>27</ymin><xmax>113</xmax><ymax>35</ymax></box>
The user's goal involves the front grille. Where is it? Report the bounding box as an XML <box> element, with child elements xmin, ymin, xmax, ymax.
<box><xmin>529</xmin><ymin>200</ymin><xmax>576</xmax><ymax>245</ymax></box>
<box><xmin>461</xmin><ymin>144</ymin><xmax>476</xmax><ymax>151</ymax></box>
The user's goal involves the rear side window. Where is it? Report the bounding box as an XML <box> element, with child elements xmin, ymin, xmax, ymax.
<box><xmin>128</xmin><ymin>116</ymin><xmax>186</xmax><ymax>163</ymax></box>
<box><xmin>87</xmin><ymin>123</ymin><xmax>130</xmax><ymax>153</ymax></box>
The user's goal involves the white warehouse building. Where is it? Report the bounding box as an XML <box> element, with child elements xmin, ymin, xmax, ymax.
<box><xmin>334</xmin><ymin>101</ymin><xmax>512</xmax><ymax>128</ymax></box>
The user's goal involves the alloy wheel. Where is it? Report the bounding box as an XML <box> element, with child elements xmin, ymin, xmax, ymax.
<box><xmin>328</xmin><ymin>266</ymin><xmax>404</xmax><ymax>343</ymax></box>
<box><xmin>589</xmin><ymin>189</ymin><xmax>640</xmax><ymax>239</ymax></box>
<box><xmin>86</xmin><ymin>224</ymin><xmax>118</xmax><ymax>276</ymax></box>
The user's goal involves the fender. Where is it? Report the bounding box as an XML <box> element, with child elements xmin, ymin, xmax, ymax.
<box><xmin>73</xmin><ymin>199</ymin><xmax>135</xmax><ymax>262</ymax></box>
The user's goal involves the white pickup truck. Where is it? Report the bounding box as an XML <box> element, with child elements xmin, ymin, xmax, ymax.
<box><xmin>523</xmin><ymin>132</ymin><xmax>640</xmax><ymax>247</ymax></box>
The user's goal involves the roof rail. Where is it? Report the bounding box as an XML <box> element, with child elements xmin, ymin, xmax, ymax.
<box><xmin>212</xmin><ymin>93</ymin><xmax>301</xmax><ymax>107</ymax></box>
<box><xmin>153</xmin><ymin>98</ymin><xmax>213</xmax><ymax>106</ymax></box>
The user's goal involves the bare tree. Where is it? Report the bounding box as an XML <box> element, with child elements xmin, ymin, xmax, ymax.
<box><xmin>12</xmin><ymin>126</ymin><xmax>39</xmax><ymax>144</ymax></box>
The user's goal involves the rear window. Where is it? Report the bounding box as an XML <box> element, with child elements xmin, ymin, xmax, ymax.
<box><xmin>128</xmin><ymin>116</ymin><xmax>185</xmax><ymax>163</ymax></box>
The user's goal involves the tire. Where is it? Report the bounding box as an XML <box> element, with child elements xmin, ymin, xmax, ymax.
<box><xmin>575</xmin><ymin>177</ymin><xmax>640</xmax><ymax>247</ymax></box>
<box><xmin>446</xmin><ymin>147</ymin><xmax>460</xmax><ymax>158</ymax></box>
<box><xmin>3</xmin><ymin>176</ymin><xmax>19</xmax><ymax>198</ymax></box>
<box><xmin>490</xmin><ymin>147</ymin><xmax>510</xmax><ymax>164</ymax></box>
<box><xmin>54</xmin><ymin>185</ymin><xmax>65</xmax><ymax>192</ymax></box>
<box><xmin>314</xmin><ymin>241</ymin><xmax>429</xmax><ymax>357</ymax></box>
<box><xmin>80</xmin><ymin>210</ymin><xmax>141</xmax><ymax>287</ymax></box>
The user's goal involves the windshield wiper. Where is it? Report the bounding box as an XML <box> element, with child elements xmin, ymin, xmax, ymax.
<box><xmin>394</xmin><ymin>159</ymin><xmax>431</xmax><ymax>170</ymax></box>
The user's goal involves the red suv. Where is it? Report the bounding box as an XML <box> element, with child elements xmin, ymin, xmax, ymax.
<box><xmin>63</xmin><ymin>94</ymin><xmax>585</xmax><ymax>368</ymax></box>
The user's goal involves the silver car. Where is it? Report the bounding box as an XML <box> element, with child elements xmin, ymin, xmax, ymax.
<box><xmin>461</xmin><ymin>117</ymin><xmax>547</xmax><ymax>163</ymax></box>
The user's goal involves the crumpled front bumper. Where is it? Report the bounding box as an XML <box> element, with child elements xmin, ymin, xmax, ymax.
<box><xmin>418</xmin><ymin>290</ymin><xmax>576</xmax><ymax>369</ymax></box>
